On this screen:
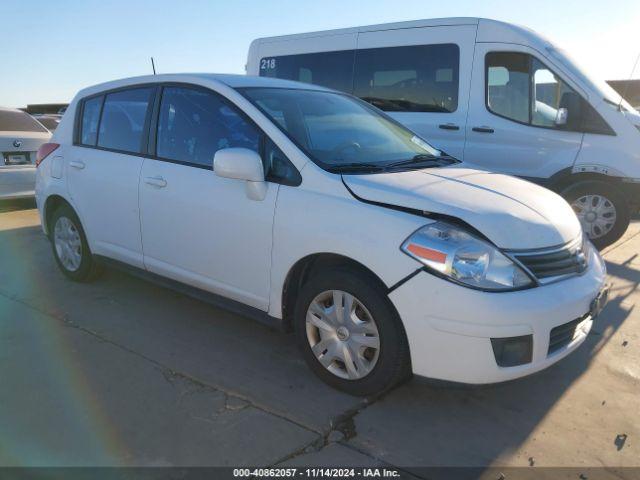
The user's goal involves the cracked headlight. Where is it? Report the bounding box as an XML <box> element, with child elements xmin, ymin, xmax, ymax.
<box><xmin>401</xmin><ymin>222</ymin><xmax>535</xmax><ymax>291</ymax></box>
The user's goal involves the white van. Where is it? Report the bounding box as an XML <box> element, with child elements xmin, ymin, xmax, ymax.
<box><xmin>247</xmin><ymin>17</ymin><xmax>640</xmax><ymax>249</ymax></box>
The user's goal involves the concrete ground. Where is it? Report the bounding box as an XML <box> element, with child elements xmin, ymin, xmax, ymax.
<box><xmin>0</xmin><ymin>201</ymin><xmax>638</xmax><ymax>474</ymax></box>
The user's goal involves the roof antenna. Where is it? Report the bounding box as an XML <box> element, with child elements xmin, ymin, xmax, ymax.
<box><xmin>618</xmin><ymin>50</ymin><xmax>639</xmax><ymax>111</ymax></box>
<box><xmin>151</xmin><ymin>57</ymin><xmax>157</xmax><ymax>75</ymax></box>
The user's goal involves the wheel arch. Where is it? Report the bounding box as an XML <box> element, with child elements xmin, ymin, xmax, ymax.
<box><xmin>280</xmin><ymin>253</ymin><xmax>393</xmax><ymax>332</ymax></box>
<box><xmin>43</xmin><ymin>194</ymin><xmax>74</xmax><ymax>235</ymax></box>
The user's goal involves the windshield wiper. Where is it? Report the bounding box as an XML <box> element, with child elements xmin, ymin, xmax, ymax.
<box><xmin>385</xmin><ymin>154</ymin><xmax>456</xmax><ymax>170</ymax></box>
<box><xmin>326</xmin><ymin>163</ymin><xmax>387</xmax><ymax>173</ymax></box>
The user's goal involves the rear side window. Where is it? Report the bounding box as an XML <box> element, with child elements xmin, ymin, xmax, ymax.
<box><xmin>0</xmin><ymin>110</ymin><xmax>48</xmax><ymax>133</ymax></box>
<box><xmin>353</xmin><ymin>44</ymin><xmax>460</xmax><ymax>113</ymax></box>
<box><xmin>156</xmin><ymin>87</ymin><xmax>260</xmax><ymax>168</ymax></box>
<box><xmin>80</xmin><ymin>96</ymin><xmax>103</xmax><ymax>145</ymax></box>
<box><xmin>97</xmin><ymin>87</ymin><xmax>154</xmax><ymax>153</ymax></box>
<box><xmin>259</xmin><ymin>50</ymin><xmax>356</xmax><ymax>93</ymax></box>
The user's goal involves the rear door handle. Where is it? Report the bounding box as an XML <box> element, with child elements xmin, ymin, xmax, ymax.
<box><xmin>144</xmin><ymin>176</ymin><xmax>167</xmax><ymax>188</ymax></box>
<box><xmin>69</xmin><ymin>160</ymin><xmax>85</xmax><ymax>169</ymax></box>
<box><xmin>472</xmin><ymin>126</ymin><xmax>495</xmax><ymax>133</ymax></box>
<box><xmin>438</xmin><ymin>123</ymin><xmax>460</xmax><ymax>131</ymax></box>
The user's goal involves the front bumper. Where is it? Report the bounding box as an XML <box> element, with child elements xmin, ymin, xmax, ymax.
<box><xmin>389</xmin><ymin>247</ymin><xmax>607</xmax><ymax>384</ymax></box>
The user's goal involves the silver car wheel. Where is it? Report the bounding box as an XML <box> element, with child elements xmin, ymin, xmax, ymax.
<box><xmin>571</xmin><ymin>194</ymin><xmax>617</xmax><ymax>240</ymax></box>
<box><xmin>54</xmin><ymin>216</ymin><xmax>83</xmax><ymax>272</ymax></box>
<box><xmin>305</xmin><ymin>290</ymin><xmax>380</xmax><ymax>380</ymax></box>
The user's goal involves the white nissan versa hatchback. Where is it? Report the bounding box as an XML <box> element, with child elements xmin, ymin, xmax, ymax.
<box><xmin>36</xmin><ymin>74</ymin><xmax>608</xmax><ymax>395</ymax></box>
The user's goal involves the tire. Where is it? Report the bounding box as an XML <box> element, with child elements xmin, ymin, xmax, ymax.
<box><xmin>293</xmin><ymin>267</ymin><xmax>411</xmax><ymax>396</ymax></box>
<box><xmin>561</xmin><ymin>181</ymin><xmax>630</xmax><ymax>250</ymax></box>
<box><xmin>50</xmin><ymin>203</ymin><xmax>102</xmax><ymax>282</ymax></box>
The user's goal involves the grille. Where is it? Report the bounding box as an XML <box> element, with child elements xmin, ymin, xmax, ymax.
<box><xmin>512</xmin><ymin>238</ymin><xmax>588</xmax><ymax>282</ymax></box>
<box><xmin>548</xmin><ymin>315</ymin><xmax>588</xmax><ymax>355</ymax></box>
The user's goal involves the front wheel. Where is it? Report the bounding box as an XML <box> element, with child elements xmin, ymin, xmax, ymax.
<box><xmin>294</xmin><ymin>268</ymin><xmax>411</xmax><ymax>396</ymax></box>
<box><xmin>561</xmin><ymin>181</ymin><xmax>630</xmax><ymax>250</ymax></box>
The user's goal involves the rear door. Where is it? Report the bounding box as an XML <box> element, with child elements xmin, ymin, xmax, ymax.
<box><xmin>66</xmin><ymin>86</ymin><xmax>156</xmax><ymax>268</ymax></box>
<box><xmin>463</xmin><ymin>44</ymin><xmax>584</xmax><ymax>179</ymax></box>
<box><xmin>354</xmin><ymin>25</ymin><xmax>477</xmax><ymax>159</ymax></box>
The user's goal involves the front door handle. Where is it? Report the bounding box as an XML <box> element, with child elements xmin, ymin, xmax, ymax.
<box><xmin>69</xmin><ymin>160</ymin><xmax>85</xmax><ymax>169</ymax></box>
<box><xmin>439</xmin><ymin>123</ymin><xmax>460</xmax><ymax>131</ymax></box>
<box><xmin>144</xmin><ymin>176</ymin><xmax>167</xmax><ymax>188</ymax></box>
<box><xmin>472</xmin><ymin>126</ymin><xmax>495</xmax><ymax>133</ymax></box>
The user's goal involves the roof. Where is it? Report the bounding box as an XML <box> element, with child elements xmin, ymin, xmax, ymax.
<box><xmin>75</xmin><ymin>73</ymin><xmax>332</xmax><ymax>100</ymax></box>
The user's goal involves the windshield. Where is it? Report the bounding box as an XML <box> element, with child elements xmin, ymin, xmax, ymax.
<box><xmin>240</xmin><ymin>87</ymin><xmax>449</xmax><ymax>172</ymax></box>
<box><xmin>548</xmin><ymin>47</ymin><xmax>637</xmax><ymax>113</ymax></box>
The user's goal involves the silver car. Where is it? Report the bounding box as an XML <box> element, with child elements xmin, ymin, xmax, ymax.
<box><xmin>0</xmin><ymin>107</ymin><xmax>51</xmax><ymax>199</ymax></box>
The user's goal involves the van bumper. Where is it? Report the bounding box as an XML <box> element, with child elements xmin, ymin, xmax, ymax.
<box><xmin>388</xmin><ymin>247</ymin><xmax>607</xmax><ymax>384</ymax></box>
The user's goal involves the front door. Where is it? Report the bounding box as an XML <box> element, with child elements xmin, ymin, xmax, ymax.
<box><xmin>463</xmin><ymin>43</ymin><xmax>584</xmax><ymax>180</ymax></box>
<box><xmin>139</xmin><ymin>85</ymin><xmax>278</xmax><ymax>310</ymax></box>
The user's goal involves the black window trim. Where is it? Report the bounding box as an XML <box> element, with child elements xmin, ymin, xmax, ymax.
<box><xmin>484</xmin><ymin>51</ymin><xmax>615</xmax><ymax>135</ymax></box>
<box><xmin>73</xmin><ymin>81</ymin><xmax>301</xmax><ymax>186</ymax></box>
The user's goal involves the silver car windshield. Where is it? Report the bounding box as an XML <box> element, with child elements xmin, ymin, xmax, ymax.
<box><xmin>240</xmin><ymin>87</ymin><xmax>452</xmax><ymax>172</ymax></box>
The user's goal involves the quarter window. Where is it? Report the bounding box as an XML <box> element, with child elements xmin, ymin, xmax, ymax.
<box><xmin>97</xmin><ymin>87</ymin><xmax>154</xmax><ymax>153</ymax></box>
<box><xmin>353</xmin><ymin>44</ymin><xmax>460</xmax><ymax>113</ymax></box>
<box><xmin>80</xmin><ymin>96</ymin><xmax>103</xmax><ymax>146</ymax></box>
<box><xmin>156</xmin><ymin>87</ymin><xmax>260</xmax><ymax>168</ymax></box>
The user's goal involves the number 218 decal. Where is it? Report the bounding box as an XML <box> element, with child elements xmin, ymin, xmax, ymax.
<box><xmin>260</xmin><ymin>58</ymin><xmax>276</xmax><ymax>70</ymax></box>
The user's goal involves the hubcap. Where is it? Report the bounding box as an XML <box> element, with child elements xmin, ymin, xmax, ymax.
<box><xmin>305</xmin><ymin>290</ymin><xmax>380</xmax><ymax>380</ymax></box>
<box><xmin>54</xmin><ymin>216</ymin><xmax>82</xmax><ymax>272</ymax></box>
<box><xmin>571</xmin><ymin>194</ymin><xmax>617</xmax><ymax>240</ymax></box>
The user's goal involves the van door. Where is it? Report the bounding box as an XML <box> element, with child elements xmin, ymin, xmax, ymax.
<box><xmin>67</xmin><ymin>86</ymin><xmax>156</xmax><ymax>268</ymax></box>
<box><xmin>139</xmin><ymin>86</ymin><xmax>278</xmax><ymax>310</ymax></box>
<box><xmin>463</xmin><ymin>43</ymin><xmax>584</xmax><ymax>180</ymax></box>
<box><xmin>354</xmin><ymin>25</ymin><xmax>476</xmax><ymax>159</ymax></box>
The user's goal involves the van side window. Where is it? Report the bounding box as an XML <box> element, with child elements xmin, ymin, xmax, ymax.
<box><xmin>353</xmin><ymin>44</ymin><xmax>460</xmax><ymax>113</ymax></box>
<box><xmin>259</xmin><ymin>51</ymin><xmax>356</xmax><ymax>93</ymax></box>
<box><xmin>80</xmin><ymin>96</ymin><xmax>103</xmax><ymax>146</ymax></box>
<box><xmin>97</xmin><ymin>87</ymin><xmax>155</xmax><ymax>153</ymax></box>
<box><xmin>486</xmin><ymin>52</ymin><xmax>530</xmax><ymax>123</ymax></box>
<box><xmin>156</xmin><ymin>87</ymin><xmax>260</xmax><ymax>168</ymax></box>
<box><xmin>486</xmin><ymin>52</ymin><xmax>599</xmax><ymax>132</ymax></box>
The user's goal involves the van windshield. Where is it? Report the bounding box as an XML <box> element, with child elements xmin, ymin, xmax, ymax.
<box><xmin>240</xmin><ymin>87</ymin><xmax>454</xmax><ymax>173</ymax></box>
<box><xmin>548</xmin><ymin>47</ymin><xmax>637</xmax><ymax>113</ymax></box>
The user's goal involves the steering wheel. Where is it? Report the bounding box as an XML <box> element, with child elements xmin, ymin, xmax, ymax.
<box><xmin>330</xmin><ymin>141</ymin><xmax>362</xmax><ymax>159</ymax></box>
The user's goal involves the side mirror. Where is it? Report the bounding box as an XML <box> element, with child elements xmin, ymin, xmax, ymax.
<box><xmin>214</xmin><ymin>148</ymin><xmax>267</xmax><ymax>201</ymax></box>
<box><xmin>558</xmin><ymin>91</ymin><xmax>583</xmax><ymax>129</ymax></box>
<box><xmin>555</xmin><ymin>107</ymin><xmax>568</xmax><ymax>126</ymax></box>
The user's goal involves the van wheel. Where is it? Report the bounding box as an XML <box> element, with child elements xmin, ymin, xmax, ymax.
<box><xmin>561</xmin><ymin>181</ymin><xmax>630</xmax><ymax>250</ymax></box>
<box><xmin>50</xmin><ymin>204</ymin><xmax>102</xmax><ymax>282</ymax></box>
<box><xmin>293</xmin><ymin>268</ymin><xmax>411</xmax><ymax>396</ymax></box>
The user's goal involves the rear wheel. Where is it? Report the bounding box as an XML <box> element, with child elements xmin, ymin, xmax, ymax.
<box><xmin>50</xmin><ymin>204</ymin><xmax>102</xmax><ymax>282</ymax></box>
<box><xmin>561</xmin><ymin>181</ymin><xmax>630</xmax><ymax>250</ymax></box>
<box><xmin>294</xmin><ymin>268</ymin><xmax>411</xmax><ymax>396</ymax></box>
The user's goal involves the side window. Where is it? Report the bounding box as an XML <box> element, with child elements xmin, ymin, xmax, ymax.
<box><xmin>156</xmin><ymin>87</ymin><xmax>260</xmax><ymax>168</ymax></box>
<box><xmin>486</xmin><ymin>52</ymin><xmax>585</xmax><ymax>131</ymax></box>
<box><xmin>259</xmin><ymin>51</ymin><xmax>356</xmax><ymax>93</ymax></box>
<box><xmin>486</xmin><ymin>52</ymin><xmax>530</xmax><ymax>123</ymax></box>
<box><xmin>80</xmin><ymin>96</ymin><xmax>103</xmax><ymax>146</ymax></box>
<box><xmin>97</xmin><ymin>87</ymin><xmax>154</xmax><ymax>153</ymax></box>
<box><xmin>353</xmin><ymin>44</ymin><xmax>460</xmax><ymax>113</ymax></box>
<box><xmin>532</xmin><ymin>58</ymin><xmax>578</xmax><ymax>128</ymax></box>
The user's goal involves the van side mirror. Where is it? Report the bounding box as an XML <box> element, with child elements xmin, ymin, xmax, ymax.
<box><xmin>558</xmin><ymin>91</ymin><xmax>583</xmax><ymax>129</ymax></box>
<box><xmin>213</xmin><ymin>148</ymin><xmax>267</xmax><ymax>201</ymax></box>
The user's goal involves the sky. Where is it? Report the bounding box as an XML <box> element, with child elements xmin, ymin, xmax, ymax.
<box><xmin>1</xmin><ymin>0</ymin><xmax>639</xmax><ymax>108</ymax></box>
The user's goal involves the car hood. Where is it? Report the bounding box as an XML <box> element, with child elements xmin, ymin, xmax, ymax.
<box><xmin>343</xmin><ymin>167</ymin><xmax>582</xmax><ymax>250</ymax></box>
